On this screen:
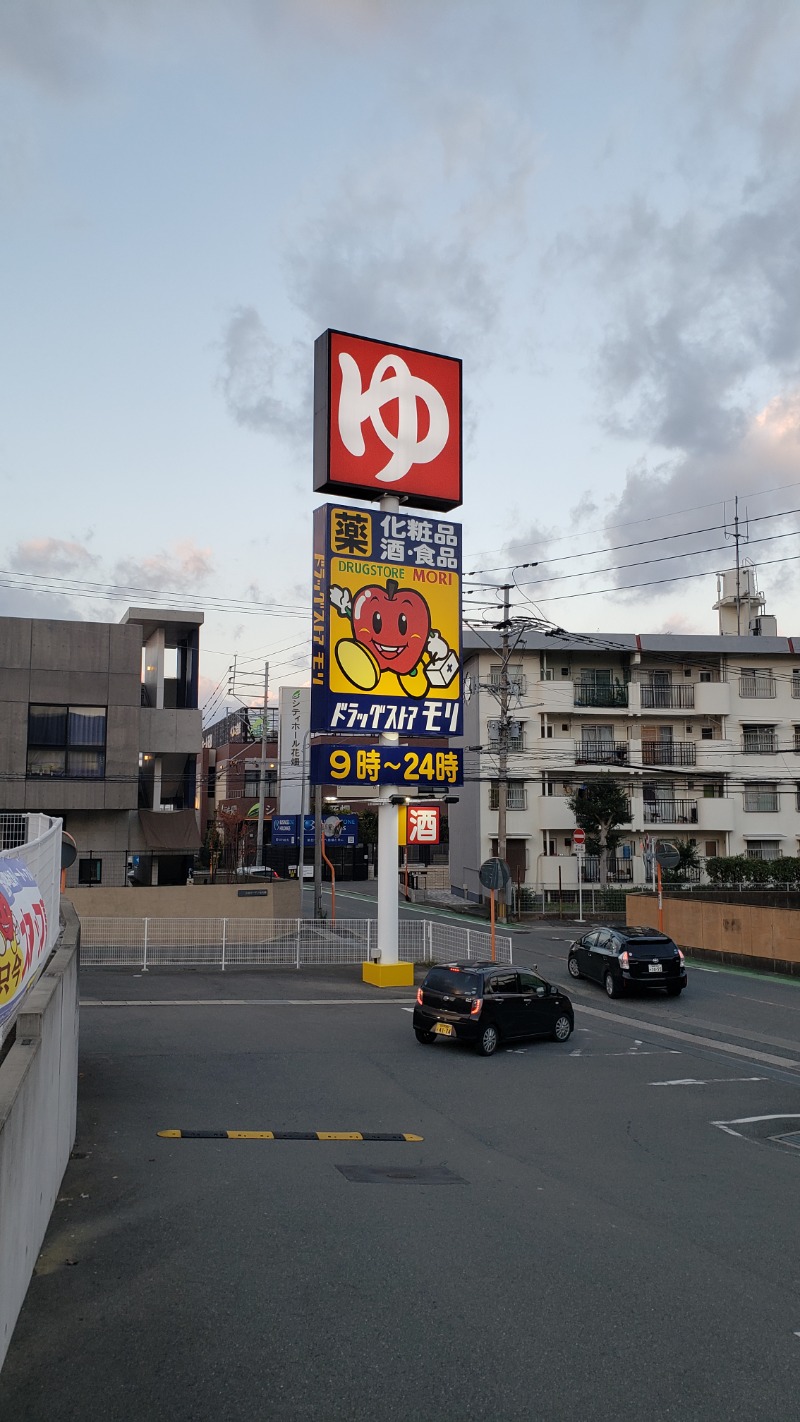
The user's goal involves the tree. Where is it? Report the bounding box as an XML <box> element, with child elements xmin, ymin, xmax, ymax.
<box><xmin>568</xmin><ymin>778</ymin><xmax>632</xmax><ymax>887</ymax></box>
<box><xmin>358</xmin><ymin>811</ymin><xmax>378</xmax><ymax>846</ymax></box>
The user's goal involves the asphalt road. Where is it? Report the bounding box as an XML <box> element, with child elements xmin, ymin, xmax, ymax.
<box><xmin>1</xmin><ymin>903</ymin><xmax>799</xmax><ymax>1421</ymax></box>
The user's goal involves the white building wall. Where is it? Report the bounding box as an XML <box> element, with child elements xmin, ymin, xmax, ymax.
<box><xmin>447</xmin><ymin>635</ymin><xmax>800</xmax><ymax>890</ymax></box>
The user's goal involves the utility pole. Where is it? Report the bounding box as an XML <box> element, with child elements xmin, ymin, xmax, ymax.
<box><xmin>255</xmin><ymin>662</ymin><xmax>269</xmax><ymax>870</ymax></box>
<box><xmin>314</xmin><ymin>781</ymin><xmax>323</xmax><ymax>918</ymax></box>
<box><xmin>734</xmin><ymin>494</ymin><xmax>741</xmax><ymax>635</ymax></box>
<box><xmin>496</xmin><ymin>583</ymin><xmax>512</xmax><ymax>920</ymax></box>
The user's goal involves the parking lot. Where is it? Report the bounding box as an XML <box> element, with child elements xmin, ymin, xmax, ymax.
<box><xmin>1</xmin><ymin>930</ymin><xmax>799</xmax><ymax>1421</ymax></box>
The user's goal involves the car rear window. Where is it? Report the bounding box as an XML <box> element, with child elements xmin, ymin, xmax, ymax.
<box><xmin>625</xmin><ymin>937</ymin><xmax>676</xmax><ymax>953</ymax></box>
<box><xmin>424</xmin><ymin>969</ymin><xmax>482</xmax><ymax>996</ymax></box>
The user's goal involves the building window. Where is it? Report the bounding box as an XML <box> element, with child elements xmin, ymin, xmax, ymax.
<box><xmin>704</xmin><ymin>841</ymin><xmax>718</xmax><ymax>858</ymax></box>
<box><xmin>793</xmin><ymin>672</ymin><xmax>800</xmax><ymax>700</ymax></box>
<box><xmin>27</xmin><ymin>705</ymin><xmax>106</xmax><ymax>778</ymax></box>
<box><xmin>490</xmin><ymin>664</ymin><xmax>525</xmax><ymax>696</ymax></box>
<box><xmin>743</xmin><ymin>783</ymin><xmax>779</xmax><ymax>813</ymax></box>
<box><xmin>745</xmin><ymin>840</ymin><xmax>781</xmax><ymax>860</ymax></box>
<box><xmin>739</xmin><ymin>669</ymin><xmax>776</xmax><ymax>698</ymax></box>
<box><xmin>701</xmin><ymin>727</ymin><xmax>714</xmax><ymax>740</ymax></box>
<box><xmin>794</xmin><ymin>727</ymin><xmax>800</xmax><ymax>754</ymax></box>
<box><xmin>490</xmin><ymin>781</ymin><xmax>526</xmax><ymax>811</ymax></box>
<box><xmin>742</xmin><ymin>725</ymin><xmax>777</xmax><ymax>754</ymax></box>
<box><xmin>78</xmin><ymin>857</ymin><xmax>102</xmax><ymax>885</ymax></box>
<box><xmin>702</xmin><ymin>783</ymin><xmax>724</xmax><ymax>798</ymax></box>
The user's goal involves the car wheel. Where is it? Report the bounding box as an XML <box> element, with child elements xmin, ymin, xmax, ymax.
<box><xmin>604</xmin><ymin>971</ymin><xmax>623</xmax><ymax>999</ymax></box>
<box><xmin>552</xmin><ymin>1013</ymin><xmax>573</xmax><ymax>1042</ymax></box>
<box><xmin>666</xmin><ymin>984</ymin><xmax>683</xmax><ymax>997</ymax></box>
<box><xmin>475</xmin><ymin>1022</ymin><xmax>500</xmax><ymax>1056</ymax></box>
<box><xmin>567</xmin><ymin>955</ymin><xmax>581</xmax><ymax>979</ymax></box>
<box><xmin>415</xmin><ymin>1029</ymin><xmax>436</xmax><ymax>1044</ymax></box>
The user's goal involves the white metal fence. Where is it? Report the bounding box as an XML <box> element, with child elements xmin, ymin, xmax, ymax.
<box><xmin>79</xmin><ymin>916</ymin><xmax>512</xmax><ymax>970</ymax></box>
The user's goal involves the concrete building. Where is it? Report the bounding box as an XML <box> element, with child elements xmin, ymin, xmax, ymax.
<box><xmin>198</xmin><ymin>707</ymin><xmax>279</xmax><ymax>867</ymax></box>
<box><xmin>0</xmin><ymin>607</ymin><xmax>203</xmax><ymax>886</ymax></box>
<box><xmin>449</xmin><ymin>574</ymin><xmax>800</xmax><ymax>896</ymax></box>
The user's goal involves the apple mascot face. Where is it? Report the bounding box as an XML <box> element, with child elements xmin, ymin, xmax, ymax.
<box><xmin>0</xmin><ymin>892</ymin><xmax>22</xmax><ymax>1003</ymax></box>
<box><xmin>352</xmin><ymin>579</ymin><xmax>430</xmax><ymax>676</ymax></box>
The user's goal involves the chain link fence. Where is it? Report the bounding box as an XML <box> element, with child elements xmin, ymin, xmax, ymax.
<box><xmin>79</xmin><ymin>916</ymin><xmax>513</xmax><ymax>970</ymax></box>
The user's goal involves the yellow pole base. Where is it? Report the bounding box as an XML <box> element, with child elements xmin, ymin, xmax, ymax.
<box><xmin>362</xmin><ymin>961</ymin><xmax>415</xmax><ymax>988</ymax></box>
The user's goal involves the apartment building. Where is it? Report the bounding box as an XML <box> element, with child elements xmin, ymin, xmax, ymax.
<box><xmin>449</xmin><ymin>575</ymin><xmax>800</xmax><ymax>895</ymax></box>
<box><xmin>198</xmin><ymin>706</ymin><xmax>279</xmax><ymax>852</ymax></box>
<box><xmin>0</xmin><ymin>607</ymin><xmax>203</xmax><ymax>885</ymax></box>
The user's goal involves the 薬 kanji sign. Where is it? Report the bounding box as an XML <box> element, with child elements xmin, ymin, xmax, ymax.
<box><xmin>311</xmin><ymin>503</ymin><xmax>463</xmax><ymax>736</ymax></box>
<box><xmin>313</xmin><ymin>330</ymin><xmax>462</xmax><ymax>512</ymax></box>
<box><xmin>309</xmin><ymin>743</ymin><xmax>462</xmax><ymax>788</ymax></box>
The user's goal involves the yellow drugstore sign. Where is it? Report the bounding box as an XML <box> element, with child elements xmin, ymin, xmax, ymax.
<box><xmin>311</xmin><ymin>504</ymin><xmax>463</xmax><ymax>737</ymax></box>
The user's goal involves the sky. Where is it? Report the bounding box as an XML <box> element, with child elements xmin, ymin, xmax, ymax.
<box><xmin>3</xmin><ymin>0</ymin><xmax>800</xmax><ymax>725</ymax></box>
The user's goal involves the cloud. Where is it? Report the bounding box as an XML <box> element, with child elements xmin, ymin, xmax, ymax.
<box><xmin>113</xmin><ymin>539</ymin><xmax>214</xmax><ymax>592</ymax></box>
<box><xmin>217</xmin><ymin>306</ymin><xmax>308</xmax><ymax>443</ymax></box>
<box><xmin>8</xmin><ymin>537</ymin><xmax>97</xmax><ymax>574</ymax></box>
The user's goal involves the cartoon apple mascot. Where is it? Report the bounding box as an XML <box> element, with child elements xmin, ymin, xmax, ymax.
<box><xmin>0</xmin><ymin>891</ymin><xmax>22</xmax><ymax>1005</ymax></box>
<box><xmin>331</xmin><ymin>578</ymin><xmax>459</xmax><ymax>697</ymax></box>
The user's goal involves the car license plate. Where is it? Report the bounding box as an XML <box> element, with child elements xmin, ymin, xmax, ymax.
<box><xmin>648</xmin><ymin>963</ymin><xmax>663</xmax><ymax>973</ymax></box>
<box><xmin>433</xmin><ymin>1022</ymin><xmax>454</xmax><ymax>1036</ymax></box>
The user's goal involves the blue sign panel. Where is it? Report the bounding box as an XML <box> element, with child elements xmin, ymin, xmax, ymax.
<box><xmin>310</xmin><ymin>743</ymin><xmax>462</xmax><ymax>789</ymax></box>
<box><xmin>271</xmin><ymin>814</ymin><xmax>359</xmax><ymax>847</ymax></box>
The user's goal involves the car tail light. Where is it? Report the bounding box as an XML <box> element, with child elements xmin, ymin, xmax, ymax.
<box><xmin>619</xmin><ymin>951</ymin><xmax>630</xmax><ymax>969</ymax></box>
<box><xmin>470</xmin><ymin>998</ymin><xmax>483</xmax><ymax>1016</ymax></box>
<box><xmin>416</xmin><ymin>987</ymin><xmax>423</xmax><ymax>1005</ymax></box>
<box><xmin>677</xmin><ymin>949</ymin><xmax>685</xmax><ymax>963</ymax></box>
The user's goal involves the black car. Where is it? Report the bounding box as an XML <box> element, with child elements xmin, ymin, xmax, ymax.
<box><xmin>567</xmin><ymin>926</ymin><xmax>687</xmax><ymax>998</ymax></box>
<box><xmin>413</xmin><ymin>962</ymin><xmax>574</xmax><ymax>1057</ymax></box>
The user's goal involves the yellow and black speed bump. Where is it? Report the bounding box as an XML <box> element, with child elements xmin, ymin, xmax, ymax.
<box><xmin>158</xmin><ymin>1129</ymin><xmax>423</xmax><ymax>1142</ymax></box>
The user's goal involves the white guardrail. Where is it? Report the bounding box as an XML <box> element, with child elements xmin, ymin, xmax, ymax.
<box><xmin>0</xmin><ymin>813</ymin><xmax>63</xmax><ymax>1044</ymax></box>
<box><xmin>79</xmin><ymin>917</ymin><xmax>513</xmax><ymax>970</ymax></box>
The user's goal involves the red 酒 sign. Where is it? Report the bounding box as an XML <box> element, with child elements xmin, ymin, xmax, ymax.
<box><xmin>405</xmin><ymin>804</ymin><xmax>441</xmax><ymax>845</ymax></box>
<box><xmin>313</xmin><ymin>329</ymin><xmax>462</xmax><ymax>512</ymax></box>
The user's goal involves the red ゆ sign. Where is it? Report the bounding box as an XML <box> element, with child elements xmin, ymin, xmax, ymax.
<box><xmin>313</xmin><ymin>329</ymin><xmax>462</xmax><ymax>512</ymax></box>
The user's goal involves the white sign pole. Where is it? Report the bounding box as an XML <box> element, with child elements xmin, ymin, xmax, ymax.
<box><xmin>576</xmin><ymin>849</ymin><xmax>585</xmax><ymax>923</ymax></box>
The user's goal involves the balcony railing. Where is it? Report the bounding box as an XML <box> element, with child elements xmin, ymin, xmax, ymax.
<box><xmin>574</xmin><ymin>684</ymin><xmax>629</xmax><ymax>708</ymax></box>
<box><xmin>643</xmin><ymin>798</ymin><xmax>698</xmax><ymax>824</ymax></box>
<box><xmin>739</xmin><ymin>676</ymin><xmax>776</xmax><ymax>698</ymax></box>
<box><xmin>742</xmin><ymin>733</ymin><xmax>777</xmax><ymax>754</ymax></box>
<box><xmin>640</xmin><ymin>684</ymin><xmax>695</xmax><ymax>709</ymax></box>
<box><xmin>641</xmin><ymin>741</ymin><xmax>696</xmax><ymax>766</ymax></box>
<box><xmin>576</xmin><ymin>740</ymin><xmax>629</xmax><ymax>765</ymax></box>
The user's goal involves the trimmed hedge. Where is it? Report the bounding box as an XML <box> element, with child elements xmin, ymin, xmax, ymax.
<box><xmin>706</xmin><ymin>855</ymin><xmax>800</xmax><ymax>888</ymax></box>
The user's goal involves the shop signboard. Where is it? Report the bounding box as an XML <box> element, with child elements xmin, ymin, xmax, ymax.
<box><xmin>309</xmin><ymin>743</ymin><xmax>462</xmax><ymax>789</ymax></box>
<box><xmin>313</xmin><ymin>329</ymin><xmax>462</xmax><ymax>512</ymax></box>
<box><xmin>271</xmin><ymin>814</ymin><xmax>358</xmax><ymax>848</ymax></box>
<box><xmin>311</xmin><ymin>503</ymin><xmax>462</xmax><ymax>736</ymax></box>
<box><xmin>398</xmin><ymin>804</ymin><xmax>441</xmax><ymax>847</ymax></box>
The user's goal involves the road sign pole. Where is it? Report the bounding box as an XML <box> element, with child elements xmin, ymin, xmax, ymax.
<box><xmin>657</xmin><ymin>861</ymin><xmax>663</xmax><ymax>932</ymax></box>
<box><xmin>490</xmin><ymin>887</ymin><xmax>496</xmax><ymax>962</ymax></box>
<box><xmin>577</xmin><ymin>850</ymin><xmax>584</xmax><ymax>923</ymax></box>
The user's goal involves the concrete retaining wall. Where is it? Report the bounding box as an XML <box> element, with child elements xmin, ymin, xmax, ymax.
<box><xmin>65</xmin><ymin>880</ymin><xmax>300</xmax><ymax>920</ymax></box>
<box><xmin>0</xmin><ymin>902</ymin><xmax>80</xmax><ymax>1370</ymax></box>
<box><xmin>627</xmin><ymin>894</ymin><xmax>800</xmax><ymax>976</ymax></box>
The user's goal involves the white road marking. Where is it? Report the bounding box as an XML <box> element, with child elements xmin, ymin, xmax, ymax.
<box><xmin>650</xmin><ymin>1076</ymin><xmax>766</xmax><ymax>1087</ymax></box>
<box><xmin>401</xmin><ymin>1007</ymin><xmax>414</xmax><ymax>1013</ymax></box>
<box><xmin>81</xmin><ymin>997</ymin><xmax>415</xmax><ymax>1007</ymax></box>
<box><xmin>575</xmin><ymin>1003</ymin><xmax>800</xmax><ymax>1071</ymax></box>
<box><xmin>711</xmin><ymin>1112</ymin><xmax>800</xmax><ymax>1139</ymax></box>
